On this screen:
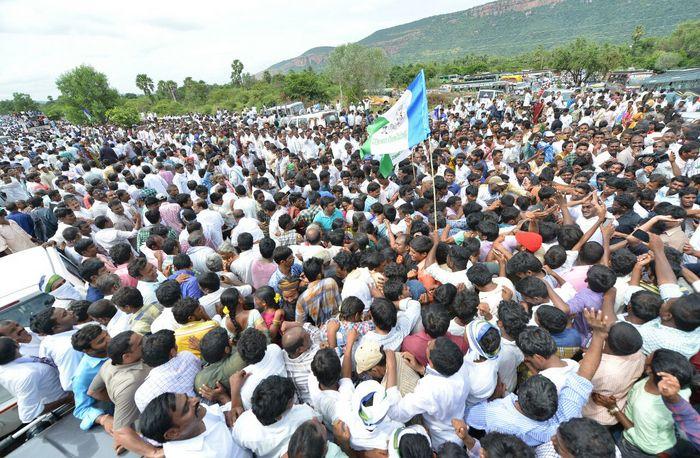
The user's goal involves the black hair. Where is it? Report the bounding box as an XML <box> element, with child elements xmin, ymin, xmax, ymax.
<box><xmin>253</xmin><ymin>286</ymin><xmax>276</xmax><ymax>309</ymax></box>
<box><xmin>200</xmin><ymin>327</ymin><xmax>230</xmax><ymax>364</ymax></box>
<box><xmin>251</xmin><ymin>375</ymin><xmax>295</xmax><ymax>426</ymax></box>
<box><xmin>172</xmin><ymin>297</ymin><xmax>200</xmax><ymax>324</ymax></box>
<box><xmin>579</xmin><ymin>242</ymin><xmax>603</xmax><ymax>265</ymax></box>
<box><xmin>29</xmin><ymin>307</ymin><xmax>57</xmax><ymax>335</ymax></box>
<box><xmin>156</xmin><ymin>280</ymin><xmax>182</xmax><ymax>308</ymax></box>
<box><xmin>112</xmin><ymin>286</ymin><xmax>144</xmax><ymax>311</ymax></box>
<box><xmin>287</xmin><ymin>420</ymin><xmax>326</xmax><ymax>458</ymax></box>
<box><xmin>543</xmin><ymin>245</ymin><xmax>566</xmax><ymax>269</ymax></box>
<box><xmin>466</xmin><ymin>263</ymin><xmax>493</xmax><ymax>287</ymax></box>
<box><xmin>480</xmin><ymin>432</ymin><xmax>534</xmax><ymax>458</ymax></box>
<box><xmin>516</xmin><ymin>276</ymin><xmax>548</xmax><ymax>299</ymax></box>
<box><xmin>382</xmin><ymin>279</ymin><xmax>404</xmax><ymax>302</ymax></box>
<box><xmin>557</xmin><ymin>224</ymin><xmax>583</xmax><ymax>250</ymax></box>
<box><xmin>87</xmin><ymin>299</ymin><xmax>117</xmax><ymax>320</ymax></box>
<box><xmin>259</xmin><ymin>237</ymin><xmax>276</xmax><ymax>259</ymax></box>
<box><xmin>477</xmin><ymin>220</ymin><xmax>499</xmax><ymax>241</ymax></box>
<box><xmin>436</xmin><ymin>442</ymin><xmax>468</xmax><ymax>458</ymax></box>
<box><xmin>339</xmin><ymin>296</ymin><xmax>364</xmax><ymax>320</ymax></box>
<box><xmin>81</xmin><ymin>258</ymin><xmax>105</xmax><ymax>282</ymax></box>
<box><xmin>557</xmin><ymin>417</ymin><xmax>616</xmax><ymax>458</ymax></box>
<box><xmin>538</xmin><ymin>222</ymin><xmax>559</xmax><ymax>243</ymax></box>
<box><xmin>421</xmin><ymin>303</ymin><xmax>451</xmax><ymax>338</ymax></box>
<box><xmin>433</xmin><ymin>284</ymin><xmax>457</xmax><ymax>308</ymax></box>
<box><xmin>670</xmin><ymin>292</ymin><xmax>700</xmax><ymax>332</ymax></box>
<box><xmin>535</xmin><ymin>305</ymin><xmax>568</xmax><ymax>335</ymax></box>
<box><xmin>197</xmin><ymin>271</ymin><xmax>220</xmax><ymax>292</ymax></box>
<box><xmin>238</xmin><ymin>328</ymin><xmax>268</xmax><ymax>364</ymax></box>
<box><xmin>497</xmin><ymin>300</ymin><xmax>529</xmax><ymax>339</ymax></box>
<box><xmin>173</xmin><ymin>253</ymin><xmax>193</xmax><ymax>271</ymax></box>
<box><xmin>409</xmin><ymin>235</ymin><xmax>433</xmax><ymax>254</ymax></box>
<box><xmin>398</xmin><ymin>432</ymin><xmax>432</xmax><ymax>458</ymax></box>
<box><xmin>108</xmin><ymin>330</ymin><xmax>135</xmax><ymax>365</ymax></box>
<box><xmin>650</xmin><ymin>349</ymin><xmax>694</xmax><ymax>388</ymax></box>
<box><xmin>109</xmin><ymin>243</ymin><xmax>133</xmax><ymax>265</ymax></box>
<box><xmin>505</xmin><ymin>251</ymin><xmax>542</xmax><ymax>279</ymax></box>
<box><xmin>629</xmin><ymin>290</ymin><xmax>662</xmax><ymax>322</ymax></box>
<box><xmin>127</xmin><ymin>257</ymin><xmax>149</xmax><ymax>278</ymax></box>
<box><xmin>607</xmin><ymin>322</ymin><xmax>643</xmax><ymax>356</ymax></box>
<box><xmin>517</xmin><ymin>374</ymin><xmax>558</xmax><ymax>421</ymax></box>
<box><xmin>238</xmin><ymin>233</ymin><xmax>254</xmax><ymax>251</ymax></box>
<box><xmin>370</xmin><ymin>298</ymin><xmax>397</xmax><ymax>331</ymax></box>
<box><xmin>451</xmin><ymin>290</ymin><xmax>479</xmax><ymax>323</ymax></box>
<box><xmin>303</xmin><ymin>257</ymin><xmax>323</xmax><ymax>282</ymax></box>
<box><xmin>71</xmin><ymin>323</ymin><xmax>103</xmax><ymax>352</ymax></box>
<box><xmin>517</xmin><ymin>326</ymin><xmax>557</xmax><ymax>358</ymax></box>
<box><xmin>68</xmin><ymin>299</ymin><xmax>92</xmax><ymax>322</ymax></box>
<box><xmin>428</xmin><ymin>336</ymin><xmax>463</xmax><ymax>376</ymax></box>
<box><xmin>142</xmin><ymin>330</ymin><xmax>176</xmax><ymax>367</ymax></box>
<box><xmin>610</xmin><ymin>249</ymin><xmax>637</xmax><ymax>276</ymax></box>
<box><xmin>0</xmin><ymin>336</ymin><xmax>17</xmax><ymax>365</ymax></box>
<box><xmin>311</xmin><ymin>348</ymin><xmax>341</xmax><ymax>387</ymax></box>
<box><xmin>384</xmin><ymin>263</ymin><xmax>407</xmax><ymax>282</ymax></box>
<box><xmin>139</xmin><ymin>392</ymin><xmax>176</xmax><ymax>443</ymax></box>
<box><xmin>585</xmin><ymin>265</ymin><xmax>616</xmax><ymax>293</ymax></box>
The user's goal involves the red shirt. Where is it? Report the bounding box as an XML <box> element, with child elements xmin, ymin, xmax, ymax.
<box><xmin>401</xmin><ymin>331</ymin><xmax>468</xmax><ymax>367</ymax></box>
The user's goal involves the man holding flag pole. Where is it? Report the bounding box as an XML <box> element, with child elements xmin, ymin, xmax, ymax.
<box><xmin>359</xmin><ymin>70</ymin><xmax>437</xmax><ymax>226</ymax></box>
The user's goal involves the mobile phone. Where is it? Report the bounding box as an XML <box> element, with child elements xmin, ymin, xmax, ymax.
<box><xmin>631</xmin><ymin>229</ymin><xmax>649</xmax><ymax>243</ymax></box>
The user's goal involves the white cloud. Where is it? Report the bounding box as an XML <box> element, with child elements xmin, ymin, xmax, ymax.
<box><xmin>0</xmin><ymin>0</ymin><xmax>489</xmax><ymax>99</ymax></box>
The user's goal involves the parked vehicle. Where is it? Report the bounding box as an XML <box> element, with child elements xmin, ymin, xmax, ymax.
<box><xmin>0</xmin><ymin>246</ymin><xmax>85</xmax><ymax>438</ymax></box>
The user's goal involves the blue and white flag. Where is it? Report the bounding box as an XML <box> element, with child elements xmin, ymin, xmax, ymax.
<box><xmin>360</xmin><ymin>70</ymin><xmax>430</xmax><ymax>177</ymax></box>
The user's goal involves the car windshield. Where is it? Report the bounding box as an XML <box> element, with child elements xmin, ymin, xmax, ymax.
<box><xmin>0</xmin><ymin>292</ymin><xmax>55</xmax><ymax>328</ymax></box>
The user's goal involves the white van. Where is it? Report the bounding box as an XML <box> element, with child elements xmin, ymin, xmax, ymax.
<box><xmin>0</xmin><ymin>246</ymin><xmax>85</xmax><ymax>438</ymax></box>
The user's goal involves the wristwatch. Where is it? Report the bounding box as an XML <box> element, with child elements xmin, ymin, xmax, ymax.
<box><xmin>608</xmin><ymin>406</ymin><xmax>620</xmax><ymax>415</ymax></box>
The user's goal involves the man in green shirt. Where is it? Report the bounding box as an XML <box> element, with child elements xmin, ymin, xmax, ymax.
<box><xmin>194</xmin><ymin>327</ymin><xmax>246</xmax><ymax>393</ymax></box>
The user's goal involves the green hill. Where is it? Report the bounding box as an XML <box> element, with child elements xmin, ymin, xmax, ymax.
<box><xmin>266</xmin><ymin>0</ymin><xmax>699</xmax><ymax>74</ymax></box>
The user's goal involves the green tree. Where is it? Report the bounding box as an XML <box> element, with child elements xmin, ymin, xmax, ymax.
<box><xmin>135</xmin><ymin>74</ymin><xmax>155</xmax><ymax>98</ymax></box>
<box><xmin>655</xmin><ymin>51</ymin><xmax>682</xmax><ymax>70</ymax></box>
<box><xmin>283</xmin><ymin>70</ymin><xmax>329</xmax><ymax>102</ymax></box>
<box><xmin>11</xmin><ymin>93</ymin><xmax>39</xmax><ymax>112</ymax></box>
<box><xmin>55</xmin><ymin>65</ymin><xmax>119</xmax><ymax>124</ymax></box>
<box><xmin>230</xmin><ymin>59</ymin><xmax>244</xmax><ymax>86</ymax></box>
<box><xmin>157</xmin><ymin>80</ymin><xmax>178</xmax><ymax>101</ymax></box>
<box><xmin>106</xmin><ymin>106</ymin><xmax>140</xmax><ymax>128</ymax></box>
<box><xmin>181</xmin><ymin>77</ymin><xmax>208</xmax><ymax>104</ymax></box>
<box><xmin>326</xmin><ymin>43</ymin><xmax>389</xmax><ymax>103</ymax></box>
<box><xmin>262</xmin><ymin>70</ymin><xmax>272</xmax><ymax>84</ymax></box>
<box><xmin>548</xmin><ymin>38</ymin><xmax>623</xmax><ymax>85</ymax></box>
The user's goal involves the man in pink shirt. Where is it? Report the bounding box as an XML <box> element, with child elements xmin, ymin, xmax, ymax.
<box><xmin>109</xmin><ymin>243</ymin><xmax>139</xmax><ymax>288</ymax></box>
<box><xmin>401</xmin><ymin>303</ymin><xmax>468</xmax><ymax>367</ymax></box>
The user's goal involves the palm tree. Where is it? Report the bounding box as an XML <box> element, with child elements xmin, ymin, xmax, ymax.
<box><xmin>135</xmin><ymin>74</ymin><xmax>154</xmax><ymax>99</ymax></box>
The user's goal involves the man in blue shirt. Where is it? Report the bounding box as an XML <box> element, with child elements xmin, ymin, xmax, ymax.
<box><xmin>167</xmin><ymin>254</ymin><xmax>203</xmax><ymax>299</ymax></box>
<box><xmin>5</xmin><ymin>202</ymin><xmax>34</xmax><ymax>237</ymax></box>
<box><xmin>313</xmin><ymin>196</ymin><xmax>344</xmax><ymax>231</ymax></box>
<box><xmin>466</xmin><ymin>307</ymin><xmax>609</xmax><ymax>446</ymax></box>
<box><xmin>70</xmin><ymin>324</ymin><xmax>113</xmax><ymax>431</ymax></box>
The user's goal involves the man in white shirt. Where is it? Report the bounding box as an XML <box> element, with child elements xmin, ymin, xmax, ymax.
<box><xmin>93</xmin><ymin>216</ymin><xmax>137</xmax><ymax>253</ymax></box>
<box><xmin>229</xmin><ymin>233</ymin><xmax>261</xmax><ymax>286</ymax></box>
<box><xmin>0</xmin><ymin>337</ymin><xmax>69</xmax><ymax>423</ymax></box>
<box><xmin>387</xmin><ymin>338</ymin><xmax>471</xmax><ymax>448</ymax></box>
<box><xmin>140</xmin><ymin>392</ymin><xmax>251</xmax><ymax>458</ymax></box>
<box><xmin>232</xmin><ymin>186</ymin><xmax>258</xmax><ymax>219</ymax></box>
<box><xmin>232</xmin><ymin>375</ymin><xmax>320</xmax><ymax>458</ymax></box>
<box><xmin>30</xmin><ymin>306</ymin><xmax>83</xmax><ymax>391</ymax></box>
<box><xmin>141</xmin><ymin>165</ymin><xmax>169</xmax><ymax>195</ymax></box>
<box><xmin>236</xmin><ymin>328</ymin><xmax>287</xmax><ymax>410</ymax></box>
<box><xmin>229</xmin><ymin>210</ymin><xmax>264</xmax><ymax>246</ymax></box>
<box><xmin>360</xmin><ymin>297</ymin><xmax>421</xmax><ymax>351</ymax></box>
<box><xmin>0</xmin><ymin>319</ymin><xmax>42</xmax><ymax>357</ymax></box>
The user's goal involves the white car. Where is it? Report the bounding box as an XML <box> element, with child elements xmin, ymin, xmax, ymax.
<box><xmin>0</xmin><ymin>246</ymin><xmax>86</xmax><ymax>438</ymax></box>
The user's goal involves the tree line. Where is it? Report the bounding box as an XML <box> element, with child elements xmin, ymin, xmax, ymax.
<box><xmin>1</xmin><ymin>20</ymin><xmax>698</xmax><ymax>126</ymax></box>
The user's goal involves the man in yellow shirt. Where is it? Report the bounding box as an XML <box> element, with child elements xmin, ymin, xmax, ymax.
<box><xmin>172</xmin><ymin>297</ymin><xmax>218</xmax><ymax>359</ymax></box>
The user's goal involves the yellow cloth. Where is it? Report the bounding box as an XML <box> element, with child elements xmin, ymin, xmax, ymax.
<box><xmin>174</xmin><ymin>320</ymin><xmax>219</xmax><ymax>359</ymax></box>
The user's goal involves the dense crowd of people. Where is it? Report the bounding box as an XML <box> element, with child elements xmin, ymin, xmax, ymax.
<box><xmin>0</xmin><ymin>84</ymin><xmax>698</xmax><ymax>458</ymax></box>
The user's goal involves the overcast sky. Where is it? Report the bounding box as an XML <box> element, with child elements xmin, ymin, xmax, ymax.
<box><xmin>0</xmin><ymin>0</ymin><xmax>491</xmax><ymax>100</ymax></box>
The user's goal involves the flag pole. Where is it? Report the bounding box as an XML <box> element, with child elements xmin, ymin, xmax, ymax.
<box><xmin>426</xmin><ymin>139</ymin><xmax>438</xmax><ymax>232</ymax></box>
